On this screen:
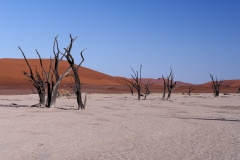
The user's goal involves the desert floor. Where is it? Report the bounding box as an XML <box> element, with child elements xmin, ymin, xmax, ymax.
<box><xmin>0</xmin><ymin>93</ymin><xmax>240</xmax><ymax>160</ymax></box>
<box><xmin>0</xmin><ymin>84</ymin><xmax>238</xmax><ymax>95</ymax></box>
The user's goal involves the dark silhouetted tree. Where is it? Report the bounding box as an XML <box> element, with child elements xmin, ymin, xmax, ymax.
<box><xmin>161</xmin><ymin>76</ymin><xmax>167</xmax><ymax>99</ymax></box>
<box><xmin>124</xmin><ymin>64</ymin><xmax>143</xmax><ymax>100</ymax></box>
<box><xmin>19</xmin><ymin>35</ymin><xmax>86</xmax><ymax>109</ymax></box>
<box><xmin>63</xmin><ymin>35</ymin><xmax>87</xmax><ymax>110</ymax></box>
<box><xmin>209</xmin><ymin>73</ymin><xmax>223</xmax><ymax>97</ymax></box>
<box><xmin>188</xmin><ymin>85</ymin><xmax>195</xmax><ymax>96</ymax></box>
<box><xmin>162</xmin><ymin>67</ymin><xmax>177</xmax><ymax>100</ymax></box>
<box><xmin>19</xmin><ymin>47</ymin><xmax>49</xmax><ymax>107</ymax></box>
<box><xmin>166</xmin><ymin>68</ymin><xmax>177</xmax><ymax>100</ymax></box>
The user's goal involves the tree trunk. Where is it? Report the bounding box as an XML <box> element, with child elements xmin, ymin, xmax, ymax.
<box><xmin>35</xmin><ymin>86</ymin><xmax>45</xmax><ymax>107</ymax></box>
<box><xmin>39</xmin><ymin>91</ymin><xmax>45</xmax><ymax>107</ymax></box>
<box><xmin>75</xmin><ymin>74</ymin><xmax>85</xmax><ymax>110</ymax></box>
<box><xmin>137</xmin><ymin>90</ymin><xmax>141</xmax><ymax>100</ymax></box>
<box><xmin>46</xmin><ymin>82</ymin><xmax>51</xmax><ymax>108</ymax></box>
<box><xmin>51</xmin><ymin>83</ymin><xmax>60</xmax><ymax>107</ymax></box>
<box><xmin>167</xmin><ymin>90</ymin><xmax>171</xmax><ymax>100</ymax></box>
<box><xmin>188</xmin><ymin>86</ymin><xmax>194</xmax><ymax>96</ymax></box>
<box><xmin>162</xmin><ymin>86</ymin><xmax>166</xmax><ymax>99</ymax></box>
<box><xmin>215</xmin><ymin>88</ymin><xmax>219</xmax><ymax>97</ymax></box>
<box><xmin>76</xmin><ymin>91</ymin><xmax>85</xmax><ymax>110</ymax></box>
<box><xmin>212</xmin><ymin>85</ymin><xmax>219</xmax><ymax>97</ymax></box>
<box><xmin>70</xmin><ymin>62</ymin><xmax>85</xmax><ymax>110</ymax></box>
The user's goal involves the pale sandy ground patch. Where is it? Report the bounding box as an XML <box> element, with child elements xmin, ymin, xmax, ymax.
<box><xmin>0</xmin><ymin>93</ymin><xmax>240</xmax><ymax>160</ymax></box>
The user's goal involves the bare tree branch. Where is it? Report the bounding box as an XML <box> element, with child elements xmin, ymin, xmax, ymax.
<box><xmin>125</xmin><ymin>83</ymin><xmax>134</xmax><ymax>95</ymax></box>
<box><xmin>143</xmin><ymin>82</ymin><xmax>152</xmax><ymax>100</ymax></box>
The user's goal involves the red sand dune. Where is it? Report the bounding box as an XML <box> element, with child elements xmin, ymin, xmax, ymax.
<box><xmin>0</xmin><ymin>58</ymin><xmax>239</xmax><ymax>94</ymax></box>
<box><xmin>0</xmin><ymin>58</ymin><xmax>125</xmax><ymax>86</ymax></box>
<box><xmin>201</xmin><ymin>79</ymin><xmax>240</xmax><ymax>87</ymax></box>
<box><xmin>140</xmin><ymin>78</ymin><xmax>192</xmax><ymax>86</ymax></box>
<box><xmin>116</xmin><ymin>78</ymin><xmax>191</xmax><ymax>86</ymax></box>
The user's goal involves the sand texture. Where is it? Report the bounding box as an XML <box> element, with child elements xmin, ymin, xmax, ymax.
<box><xmin>0</xmin><ymin>93</ymin><xmax>240</xmax><ymax>159</ymax></box>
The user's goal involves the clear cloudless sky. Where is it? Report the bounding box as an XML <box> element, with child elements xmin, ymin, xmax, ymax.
<box><xmin>0</xmin><ymin>0</ymin><xmax>239</xmax><ymax>84</ymax></box>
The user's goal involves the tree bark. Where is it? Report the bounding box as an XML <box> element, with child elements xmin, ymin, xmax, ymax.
<box><xmin>137</xmin><ymin>90</ymin><xmax>141</xmax><ymax>100</ymax></box>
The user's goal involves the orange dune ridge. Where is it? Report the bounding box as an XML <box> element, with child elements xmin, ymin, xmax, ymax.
<box><xmin>201</xmin><ymin>79</ymin><xmax>240</xmax><ymax>87</ymax></box>
<box><xmin>0</xmin><ymin>58</ymin><xmax>126</xmax><ymax>85</ymax></box>
<box><xmin>0</xmin><ymin>58</ymin><xmax>240</xmax><ymax>89</ymax></box>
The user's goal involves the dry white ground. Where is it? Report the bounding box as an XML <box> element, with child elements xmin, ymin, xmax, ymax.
<box><xmin>0</xmin><ymin>93</ymin><xmax>240</xmax><ymax>160</ymax></box>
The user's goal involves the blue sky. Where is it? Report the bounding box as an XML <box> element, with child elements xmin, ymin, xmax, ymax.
<box><xmin>0</xmin><ymin>0</ymin><xmax>239</xmax><ymax>84</ymax></box>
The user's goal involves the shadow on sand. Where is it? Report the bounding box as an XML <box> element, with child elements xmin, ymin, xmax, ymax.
<box><xmin>178</xmin><ymin>117</ymin><xmax>240</xmax><ymax>122</ymax></box>
<box><xmin>0</xmin><ymin>103</ymin><xmax>79</xmax><ymax>110</ymax></box>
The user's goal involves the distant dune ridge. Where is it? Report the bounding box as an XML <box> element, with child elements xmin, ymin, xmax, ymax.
<box><xmin>0</xmin><ymin>58</ymin><xmax>239</xmax><ymax>88</ymax></box>
<box><xmin>0</xmin><ymin>58</ymin><xmax>125</xmax><ymax>85</ymax></box>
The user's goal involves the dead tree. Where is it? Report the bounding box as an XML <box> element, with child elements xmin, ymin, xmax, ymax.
<box><xmin>123</xmin><ymin>64</ymin><xmax>143</xmax><ymax>100</ymax></box>
<box><xmin>43</xmin><ymin>35</ymin><xmax>84</xmax><ymax>108</ymax></box>
<box><xmin>143</xmin><ymin>82</ymin><xmax>152</xmax><ymax>100</ymax></box>
<box><xmin>19</xmin><ymin>35</ymin><xmax>81</xmax><ymax>108</ymax></box>
<box><xmin>126</xmin><ymin>83</ymin><xmax>134</xmax><ymax>95</ymax></box>
<box><xmin>209</xmin><ymin>73</ymin><xmax>224</xmax><ymax>97</ymax></box>
<box><xmin>161</xmin><ymin>68</ymin><xmax>176</xmax><ymax>100</ymax></box>
<box><xmin>63</xmin><ymin>35</ymin><xmax>87</xmax><ymax>110</ymax></box>
<box><xmin>161</xmin><ymin>76</ymin><xmax>167</xmax><ymax>99</ymax></box>
<box><xmin>188</xmin><ymin>85</ymin><xmax>195</xmax><ymax>96</ymax></box>
<box><xmin>166</xmin><ymin>68</ymin><xmax>176</xmax><ymax>100</ymax></box>
<box><xmin>44</xmin><ymin>36</ymin><xmax>72</xmax><ymax>108</ymax></box>
<box><xmin>19</xmin><ymin>47</ymin><xmax>47</xmax><ymax>107</ymax></box>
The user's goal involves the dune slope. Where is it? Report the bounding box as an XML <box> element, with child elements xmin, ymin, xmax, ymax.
<box><xmin>0</xmin><ymin>58</ymin><xmax>124</xmax><ymax>85</ymax></box>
